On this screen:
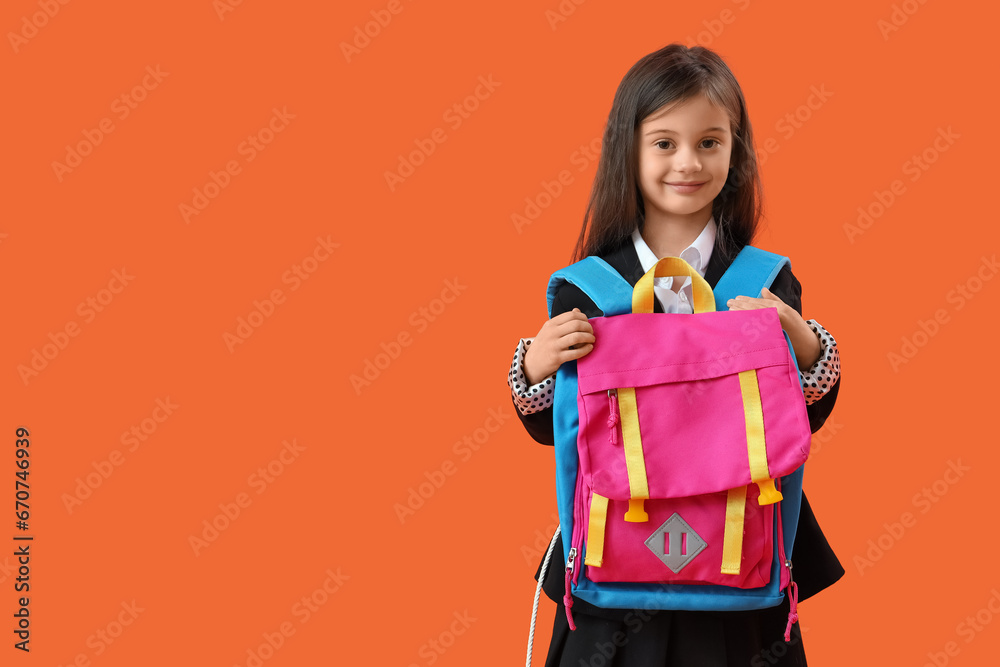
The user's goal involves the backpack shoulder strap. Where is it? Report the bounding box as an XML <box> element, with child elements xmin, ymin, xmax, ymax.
<box><xmin>713</xmin><ymin>246</ymin><xmax>791</xmax><ymax>308</ymax></box>
<box><xmin>546</xmin><ymin>257</ymin><xmax>633</xmax><ymax>318</ymax></box>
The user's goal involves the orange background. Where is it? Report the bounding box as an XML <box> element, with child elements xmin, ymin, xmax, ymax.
<box><xmin>3</xmin><ymin>0</ymin><xmax>998</xmax><ymax>665</ymax></box>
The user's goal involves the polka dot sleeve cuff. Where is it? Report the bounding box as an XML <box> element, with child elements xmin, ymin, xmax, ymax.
<box><xmin>508</xmin><ymin>338</ymin><xmax>556</xmax><ymax>416</ymax></box>
<box><xmin>799</xmin><ymin>319</ymin><xmax>841</xmax><ymax>405</ymax></box>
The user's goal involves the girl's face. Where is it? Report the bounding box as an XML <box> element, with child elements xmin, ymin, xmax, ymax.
<box><xmin>636</xmin><ymin>92</ymin><xmax>734</xmax><ymax>229</ymax></box>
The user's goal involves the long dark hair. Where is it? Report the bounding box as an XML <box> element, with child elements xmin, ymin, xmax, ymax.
<box><xmin>572</xmin><ymin>44</ymin><xmax>763</xmax><ymax>264</ymax></box>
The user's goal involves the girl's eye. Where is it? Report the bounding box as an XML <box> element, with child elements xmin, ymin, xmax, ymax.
<box><xmin>654</xmin><ymin>139</ymin><xmax>721</xmax><ymax>150</ymax></box>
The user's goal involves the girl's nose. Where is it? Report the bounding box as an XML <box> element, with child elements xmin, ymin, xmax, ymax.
<box><xmin>674</xmin><ymin>146</ymin><xmax>701</xmax><ymax>171</ymax></box>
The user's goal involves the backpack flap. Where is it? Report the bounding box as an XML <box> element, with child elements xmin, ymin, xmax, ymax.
<box><xmin>577</xmin><ymin>308</ymin><xmax>811</xmax><ymax>502</ymax></box>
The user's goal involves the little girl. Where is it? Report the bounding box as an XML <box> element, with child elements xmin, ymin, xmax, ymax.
<box><xmin>510</xmin><ymin>44</ymin><xmax>844</xmax><ymax>666</ymax></box>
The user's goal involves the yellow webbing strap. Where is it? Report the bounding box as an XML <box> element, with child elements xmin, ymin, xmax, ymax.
<box><xmin>632</xmin><ymin>256</ymin><xmax>716</xmax><ymax>314</ymax></box>
<box><xmin>722</xmin><ymin>485</ymin><xmax>747</xmax><ymax>575</ymax></box>
<box><xmin>737</xmin><ymin>369</ymin><xmax>782</xmax><ymax>505</ymax></box>
<box><xmin>584</xmin><ymin>492</ymin><xmax>609</xmax><ymax>567</ymax></box>
<box><xmin>616</xmin><ymin>386</ymin><xmax>649</xmax><ymax>522</ymax></box>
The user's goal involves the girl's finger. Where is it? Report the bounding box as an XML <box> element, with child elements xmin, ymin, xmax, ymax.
<box><xmin>563</xmin><ymin>331</ymin><xmax>596</xmax><ymax>349</ymax></box>
<box><xmin>760</xmin><ymin>287</ymin><xmax>782</xmax><ymax>302</ymax></box>
<box><xmin>550</xmin><ymin>308</ymin><xmax>589</xmax><ymax>325</ymax></box>
<box><xmin>555</xmin><ymin>317</ymin><xmax>594</xmax><ymax>336</ymax></box>
<box><xmin>726</xmin><ymin>298</ymin><xmax>774</xmax><ymax>310</ymax></box>
<box><xmin>562</xmin><ymin>343</ymin><xmax>594</xmax><ymax>360</ymax></box>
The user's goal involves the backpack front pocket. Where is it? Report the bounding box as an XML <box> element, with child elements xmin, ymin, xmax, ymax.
<box><xmin>581</xmin><ymin>483</ymin><xmax>774</xmax><ymax>588</ymax></box>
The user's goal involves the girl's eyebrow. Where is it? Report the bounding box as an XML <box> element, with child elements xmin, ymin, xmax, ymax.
<box><xmin>644</xmin><ymin>126</ymin><xmax>727</xmax><ymax>137</ymax></box>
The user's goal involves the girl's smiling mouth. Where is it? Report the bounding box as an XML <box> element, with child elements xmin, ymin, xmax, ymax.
<box><xmin>666</xmin><ymin>181</ymin><xmax>706</xmax><ymax>193</ymax></box>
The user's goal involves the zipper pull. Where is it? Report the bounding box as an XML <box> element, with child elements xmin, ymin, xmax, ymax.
<box><xmin>564</xmin><ymin>547</ymin><xmax>577</xmax><ymax>631</ymax></box>
<box><xmin>783</xmin><ymin>559</ymin><xmax>799</xmax><ymax>642</ymax></box>
<box><xmin>607</xmin><ymin>389</ymin><xmax>619</xmax><ymax>446</ymax></box>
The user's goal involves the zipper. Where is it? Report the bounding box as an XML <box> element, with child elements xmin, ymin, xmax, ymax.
<box><xmin>783</xmin><ymin>558</ymin><xmax>799</xmax><ymax>642</ymax></box>
<box><xmin>773</xmin><ymin>478</ymin><xmax>799</xmax><ymax>642</ymax></box>
<box><xmin>563</xmin><ymin>547</ymin><xmax>577</xmax><ymax>630</ymax></box>
<box><xmin>607</xmin><ymin>389</ymin><xmax>619</xmax><ymax>446</ymax></box>
<box><xmin>776</xmin><ymin>508</ymin><xmax>789</xmax><ymax>587</ymax></box>
<box><xmin>775</xmin><ymin>478</ymin><xmax>789</xmax><ymax>588</ymax></box>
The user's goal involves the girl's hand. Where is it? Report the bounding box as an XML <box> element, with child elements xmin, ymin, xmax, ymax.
<box><xmin>725</xmin><ymin>287</ymin><xmax>822</xmax><ymax>371</ymax></box>
<box><xmin>523</xmin><ymin>308</ymin><xmax>596</xmax><ymax>385</ymax></box>
<box><xmin>725</xmin><ymin>286</ymin><xmax>794</xmax><ymax>328</ymax></box>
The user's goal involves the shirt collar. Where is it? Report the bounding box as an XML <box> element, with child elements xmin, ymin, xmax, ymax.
<box><xmin>631</xmin><ymin>216</ymin><xmax>717</xmax><ymax>277</ymax></box>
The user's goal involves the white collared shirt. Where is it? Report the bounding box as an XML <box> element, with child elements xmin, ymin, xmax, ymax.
<box><xmin>630</xmin><ymin>216</ymin><xmax>717</xmax><ymax>313</ymax></box>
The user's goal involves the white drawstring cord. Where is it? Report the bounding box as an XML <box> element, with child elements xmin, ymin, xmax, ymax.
<box><xmin>526</xmin><ymin>525</ymin><xmax>561</xmax><ymax>667</ymax></box>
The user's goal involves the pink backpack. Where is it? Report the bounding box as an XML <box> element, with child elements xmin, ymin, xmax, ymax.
<box><xmin>527</xmin><ymin>250</ymin><xmax>811</xmax><ymax>665</ymax></box>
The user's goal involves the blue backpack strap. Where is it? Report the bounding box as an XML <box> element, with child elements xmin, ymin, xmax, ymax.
<box><xmin>713</xmin><ymin>245</ymin><xmax>800</xmax><ymax>370</ymax></box>
<box><xmin>546</xmin><ymin>257</ymin><xmax>631</xmax><ymax>567</ymax></box>
<box><xmin>546</xmin><ymin>257</ymin><xmax>633</xmax><ymax>318</ymax></box>
<box><xmin>713</xmin><ymin>246</ymin><xmax>790</xmax><ymax>309</ymax></box>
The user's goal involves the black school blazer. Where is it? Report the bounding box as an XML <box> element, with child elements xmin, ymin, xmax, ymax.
<box><xmin>517</xmin><ymin>235</ymin><xmax>845</xmax><ymax>620</ymax></box>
